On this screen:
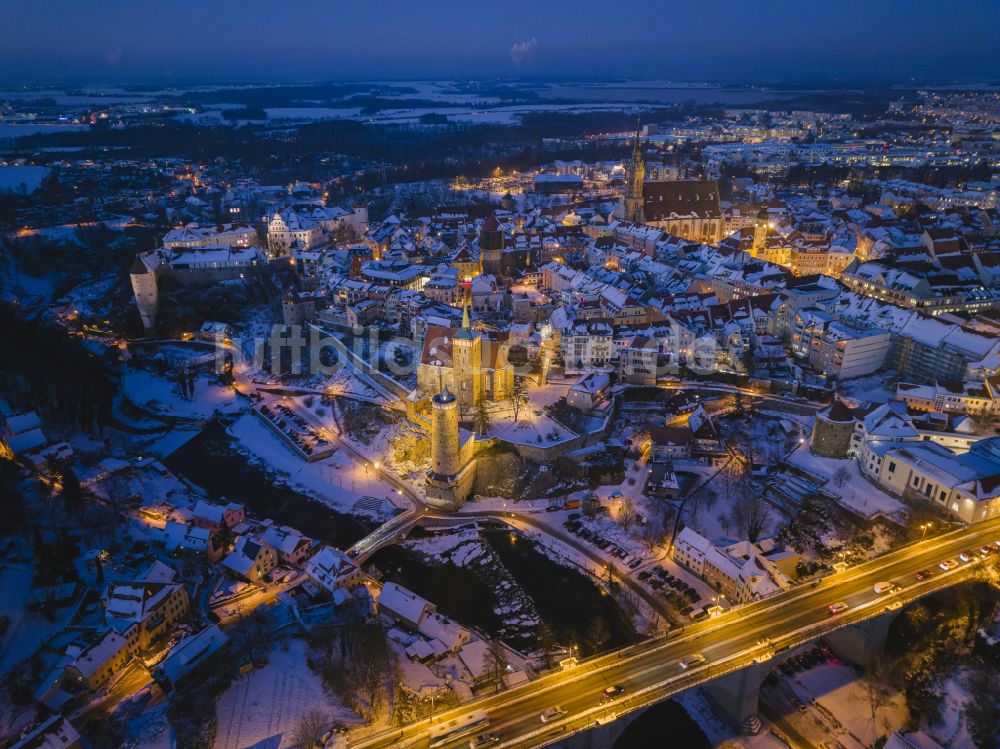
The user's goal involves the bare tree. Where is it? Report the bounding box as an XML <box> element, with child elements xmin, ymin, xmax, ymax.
<box><xmin>292</xmin><ymin>710</ymin><xmax>327</xmax><ymax>749</ymax></box>
<box><xmin>862</xmin><ymin>656</ymin><xmax>893</xmax><ymax>742</ymax></box>
<box><xmin>510</xmin><ymin>376</ymin><xmax>529</xmax><ymax>423</ymax></box>
<box><xmin>536</xmin><ymin>623</ymin><xmax>557</xmax><ymax>669</ymax></box>
<box><xmin>617</xmin><ymin>498</ymin><xmax>636</xmax><ymax>530</ymax></box>
<box><xmin>832</xmin><ymin>466</ymin><xmax>851</xmax><ymax>488</ymax></box>
<box><xmin>731</xmin><ymin>483</ymin><xmax>769</xmax><ymax>543</ymax></box>
<box><xmin>584</xmin><ymin>615</ymin><xmax>610</xmax><ymax>655</ymax></box>
<box><xmin>641</xmin><ymin>515</ymin><xmax>665</xmax><ymax>553</ymax></box>
<box><xmin>483</xmin><ymin>639</ymin><xmax>508</xmax><ymax>694</ymax></box>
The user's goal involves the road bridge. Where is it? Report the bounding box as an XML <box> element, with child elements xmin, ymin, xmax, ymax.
<box><xmin>347</xmin><ymin>518</ymin><xmax>1000</xmax><ymax>749</ymax></box>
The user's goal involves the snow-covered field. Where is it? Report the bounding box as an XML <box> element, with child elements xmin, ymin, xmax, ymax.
<box><xmin>786</xmin><ymin>442</ymin><xmax>908</xmax><ymax>521</ymax></box>
<box><xmin>226</xmin><ymin>412</ymin><xmax>403</xmax><ymax>517</ymax></box>
<box><xmin>121</xmin><ymin>368</ymin><xmax>240</xmax><ymax>421</ymax></box>
<box><xmin>795</xmin><ymin>662</ymin><xmax>907</xmax><ymax>747</ymax></box>
<box><xmin>214</xmin><ymin>638</ymin><xmax>354</xmax><ymax>749</ymax></box>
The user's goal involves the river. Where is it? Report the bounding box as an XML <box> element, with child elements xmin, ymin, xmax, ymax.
<box><xmin>165</xmin><ymin>421</ymin><xmax>373</xmax><ymax>549</ymax></box>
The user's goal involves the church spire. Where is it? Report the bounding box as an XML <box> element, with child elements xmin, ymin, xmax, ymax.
<box><xmin>623</xmin><ymin>117</ymin><xmax>645</xmax><ymax>224</ymax></box>
<box><xmin>462</xmin><ymin>288</ymin><xmax>470</xmax><ymax>329</ymax></box>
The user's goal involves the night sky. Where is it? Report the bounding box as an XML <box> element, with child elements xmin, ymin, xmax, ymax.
<box><xmin>2</xmin><ymin>0</ymin><xmax>998</xmax><ymax>83</ymax></box>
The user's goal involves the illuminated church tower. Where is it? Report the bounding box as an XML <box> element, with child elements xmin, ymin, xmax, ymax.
<box><xmin>451</xmin><ymin>298</ymin><xmax>483</xmax><ymax>408</ymax></box>
<box><xmin>622</xmin><ymin>125</ymin><xmax>645</xmax><ymax>224</ymax></box>
<box><xmin>752</xmin><ymin>206</ymin><xmax>770</xmax><ymax>257</ymax></box>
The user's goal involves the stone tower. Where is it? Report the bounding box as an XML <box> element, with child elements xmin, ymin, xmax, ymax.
<box><xmin>810</xmin><ymin>399</ymin><xmax>855</xmax><ymax>458</ymax></box>
<box><xmin>623</xmin><ymin>126</ymin><xmax>645</xmax><ymax>224</ymax></box>
<box><xmin>426</xmin><ymin>385</ymin><xmax>476</xmax><ymax>509</ymax></box>
<box><xmin>478</xmin><ymin>215</ymin><xmax>503</xmax><ymax>277</ymax></box>
<box><xmin>451</xmin><ymin>298</ymin><xmax>482</xmax><ymax>408</ymax></box>
<box><xmin>430</xmin><ymin>386</ymin><xmax>460</xmax><ymax>477</ymax></box>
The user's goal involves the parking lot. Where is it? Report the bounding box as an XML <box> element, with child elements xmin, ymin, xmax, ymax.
<box><xmin>561</xmin><ymin>514</ymin><xmax>709</xmax><ymax>620</ymax></box>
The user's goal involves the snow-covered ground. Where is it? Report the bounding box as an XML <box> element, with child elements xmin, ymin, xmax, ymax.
<box><xmin>786</xmin><ymin>443</ymin><xmax>908</xmax><ymax>521</ymax></box>
<box><xmin>928</xmin><ymin>675</ymin><xmax>976</xmax><ymax>748</ymax></box>
<box><xmin>214</xmin><ymin>638</ymin><xmax>355</xmax><ymax>749</ymax></box>
<box><xmin>675</xmin><ymin>689</ymin><xmax>788</xmax><ymax>749</ymax></box>
<box><xmin>767</xmin><ymin>661</ymin><xmax>908</xmax><ymax>749</ymax></box>
<box><xmin>837</xmin><ymin>373</ymin><xmax>896</xmax><ymax>406</ymax></box>
<box><xmin>226</xmin><ymin>412</ymin><xmax>404</xmax><ymax>517</ymax></box>
<box><xmin>0</xmin><ymin>563</ymin><xmax>81</xmax><ymax>677</ymax></box>
<box><xmin>121</xmin><ymin>368</ymin><xmax>240</xmax><ymax>421</ymax></box>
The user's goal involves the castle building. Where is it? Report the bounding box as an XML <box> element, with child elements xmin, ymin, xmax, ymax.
<box><xmin>129</xmin><ymin>245</ymin><xmax>265</xmax><ymax>331</ymax></box>
<box><xmin>416</xmin><ymin>304</ymin><xmax>513</xmax><ymax>409</ymax></box>
<box><xmin>426</xmin><ymin>386</ymin><xmax>477</xmax><ymax>510</ymax></box>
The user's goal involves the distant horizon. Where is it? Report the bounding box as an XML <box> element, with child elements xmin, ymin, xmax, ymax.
<box><xmin>1</xmin><ymin>75</ymin><xmax>999</xmax><ymax>91</ymax></box>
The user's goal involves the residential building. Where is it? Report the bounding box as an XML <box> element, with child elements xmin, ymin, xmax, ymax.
<box><xmin>222</xmin><ymin>536</ymin><xmax>278</xmax><ymax>583</ymax></box>
<box><xmin>8</xmin><ymin>717</ymin><xmax>81</xmax><ymax>749</ymax></box>
<box><xmin>305</xmin><ymin>546</ymin><xmax>365</xmax><ymax>594</ymax></box>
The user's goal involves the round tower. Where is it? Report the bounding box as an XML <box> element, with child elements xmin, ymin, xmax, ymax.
<box><xmin>810</xmin><ymin>399</ymin><xmax>855</xmax><ymax>458</ymax></box>
<box><xmin>430</xmin><ymin>386</ymin><xmax>460</xmax><ymax>477</ymax></box>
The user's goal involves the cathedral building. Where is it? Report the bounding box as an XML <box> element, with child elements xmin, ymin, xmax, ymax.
<box><xmin>617</xmin><ymin>126</ymin><xmax>724</xmax><ymax>244</ymax></box>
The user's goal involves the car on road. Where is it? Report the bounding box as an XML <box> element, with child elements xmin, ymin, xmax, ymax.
<box><xmin>915</xmin><ymin>569</ymin><xmax>934</xmax><ymax>580</ymax></box>
<box><xmin>540</xmin><ymin>707</ymin><xmax>568</xmax><ymax>723</ymax></box>
<box><xmin>828</xmin><ymin>602</ymin><xmax>849</xmax><ymax>615</ymax></box>
<box><xmin>939</xmin><ymin>559</ymin><xmax>959</xmax><ymax>571</ymax></box>
<box><xmin>980</xmin><ymin>546</ymin><xmax>994</xmax><ymax>557</ymax></box>
<box><xmin>602</xmin><ymin>685</ymin><xmax>625</xmax><ymax>701</ymax></box>
<box><xmin>469</xmin><ymin>734</ymin><xmax>500</xmax><ymax>748</ymax></box>
<box><xmin>873</xmin><ymin>582</ymin><xmax>896</xmax><ymax>595</ymax></box>
<box><xmin>677</xmin><ymin>653</ymin><xmax>706</xmax><ymax>669</ymax></box>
